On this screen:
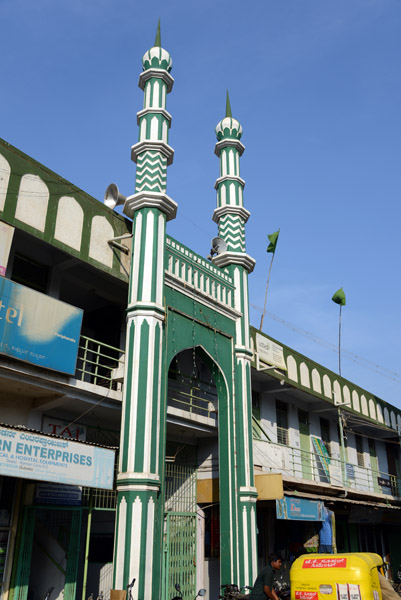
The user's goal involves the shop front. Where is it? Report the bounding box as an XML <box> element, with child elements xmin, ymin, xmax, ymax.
<box><xmin>335</xmin><ymin>502</ymin><xmax>401</xmax><ymax>580</ymax></box>
<box><xmin>0</xmin><ymin>424</ymin><xmax>115</xmax><ymax>600</ymax></box>
<box><xmin>255</xmin><ymin>493</ymin><xmax>335</xmax><ymax>573</ymax></box>
<box><xmin>275</xmin><ymin>496</ymin><xmax>334</xmax><ymax>558</ymax></box>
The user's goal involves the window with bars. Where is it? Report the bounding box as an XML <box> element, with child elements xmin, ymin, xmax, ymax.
<box><xmin>276</xmin><ymin>400</ymin><xmax>289</xmax><ymax>446</ymax></box>
<box><xmin>355</xmin><ymin>434</ymin><xmax>365</xmax><ymax>467</ymax></box>
<box><xmin>320</xmin><ymin>418</ymin><xmax>332</xmax><ymax>457</ymax></box>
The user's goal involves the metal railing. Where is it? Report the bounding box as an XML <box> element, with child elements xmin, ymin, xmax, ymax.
<box><xmin>75</xmin><ymin>335</ymin><xmax>125</xmax><ymax>390</ymax></box>
<box><xmin>167</xmin><ymin>372</ymin><xmax>218</xmax><ymax>420</ymax></box>
<box><xmin>254</xmin><ymin>437</ymin><xmax>401</xmax><ymax>497</ymax></box>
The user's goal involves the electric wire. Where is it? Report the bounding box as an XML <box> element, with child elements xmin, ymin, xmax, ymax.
<box><xmin>65</xmin><ymin>386</ymin><xmax>114</xmax><ymax>433</ymax></box>
<box><xmin>250</xmin><ymin>303</ymin><xmax>401</xmax><ymax>386</ymax></box>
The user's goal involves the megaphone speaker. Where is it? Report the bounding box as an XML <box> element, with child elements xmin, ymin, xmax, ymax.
<box><xmin>104</xmin><ymin>183</ymin><xmax>127</xmax><ymax>210</ymax></box>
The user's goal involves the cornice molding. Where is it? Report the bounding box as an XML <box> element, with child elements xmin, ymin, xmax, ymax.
<box><xmin>138</xmin><ymin>68</ymin><xmax>174</xmax><ymax>93</ymax></box>
<box><xmin>136</xmin><ymin>107</ymin><xmax>172</xmax><ymax>126</ymax></box>
<box><xmin>212</xmin><ymin>251</ymin><xmax>256</xmax><ymax>273</ymax></box>
<box><xmin>124</xmin><ymin>190</ymin><xmax>177</xmax><ymax>221</ymax></box>
<box><xmin>214</xmin><ymin>175</ymin><xmax>245</xmax><ymax>190</ymax></box>
<box><xmin>212</xmin><ymin>205</ymin><xmax>250</xmax><ymax>224</ymax></box>
<box><xmin>215</xmin><ymin>139</ymin><xmax>245</xmax><ymax>157</ymax></box>
<box><xmin>131</xmin><ymin>140</ymin><xmax>174</xmax><ymax>165</ymax></box>
<box><xmin>126</xmin><ymin>304</ymin><xmax>165</xmax><ymax>320</ymax></box>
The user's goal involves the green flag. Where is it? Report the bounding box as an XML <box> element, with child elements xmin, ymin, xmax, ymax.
<box><xmin>267</xmin><ymin>229</ymin><xmax>280</xmax><ymax>254</ymax></box>
<box><xmin>332</xmin><ymin>288</ymin><xmax>346</xmax><ymax>306</ymax></box>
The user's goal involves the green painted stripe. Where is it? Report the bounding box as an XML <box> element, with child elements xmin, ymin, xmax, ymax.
<box><xmin>238</xmin><ymin>504</ymin><xmax>245</xmax><ymax>585</ymax></box>
<box><xmin>158</xmin><ymin>80</ymin><xmax>167</xmax><ymax>106</ymax></box>
<box><xmin>144</xmin><ymin>80</ymin><xmax>151</xmax><ymax>110</ymax></box>
<box><xmin>239</xmin><ymin>268</ymin><xmax>246</xmax><ymax>341</ymax></box>
<box><xmin>224</xmin><ymin>147</ymin><xmax>230</xmax><ymax>176</ymax></box>
<box><xmin>218</xmin><ymin>382</ymin><xmax>233</xmax><ymax>584</ymax></box>
<box><xmin>235</xmin><ymin>360</ymin><xmax>246</xmax><ymax>488</ymax></box>
<box><xmin>123</xmin><ymin>492</ymin><xmax>134</xmax><ymax>587</ymax></box>
<box><xmin>121</xmin><ymin>320</ymin><xmax>135</xmax><ymax>472</ymax></box>
<box><xmin>150</xmin><ymin>322</ymin><xmax>161</xmax><ymax>471</ymax></box>
<box><xmin>149</xmin><ymin>79</ymin><xmax>155</xmax><ymax>109</ymax></box>
<box><xmin>113</xmin><ymin>494</ymin><xmax>126</xmax><ymax>587</ymax></box>
<box><xmin>134</xmin><ymin>319</ymin><xmax>150</xmax><ymax>471</ymax></box>
<box><xmin>151</xmin><ymin>208</ymin><xmax>160</xmax><ymax>302</ymax></box>
<box><xmin>245</xmin><ymin>363</ymin><xmax>255</xmax><ymax>481</ymax></box>
<box><xmin>136</xmin><ymin>207</ymin><xmax>147</xmax><ymax>301</ymax></box>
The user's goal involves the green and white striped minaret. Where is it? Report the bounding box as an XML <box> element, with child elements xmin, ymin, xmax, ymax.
<box><xmin>113</xmin><ymin>22</ymin><xmax>176</xmax><ymax>599</ymax></box>
<box><xmin>212</xmin><ymin>92</ymin><xmax>258</xmax><ymax>588</ymax></box>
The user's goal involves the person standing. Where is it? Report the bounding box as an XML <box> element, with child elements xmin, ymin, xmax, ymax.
<box><xmin>249</xmin><ymin>553</ymin><xmax>283</xmax><ymax>600</ymax></box>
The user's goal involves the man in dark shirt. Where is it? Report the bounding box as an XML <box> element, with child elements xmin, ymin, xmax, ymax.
<box><xmin>249</xmin><ymin>553</ymin><xmax>282</xmax><ymax>600</ymax></box>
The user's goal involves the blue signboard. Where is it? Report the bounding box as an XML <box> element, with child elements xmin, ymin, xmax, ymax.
<box><xmin>346</xmin><ymin>463</ymin><xmax>355</xmax><ymax>480</ymax></box>
<box><xmin>35</xmin><ymin>483</ymin><xmax>83</xmax><ymax>506</ymax></box>
<box><xmin>0</xmin><ymin>426</ymin><xmax>115</xmax><ymax>490</ymax></box>
<box><xmin>0</xmin><ymin>277</ymin><xmax>83</xmax><ymax>375</ymax></box>
<box><xmin>276</xmin><ymin>496</ymin><xmax>325</xmax><ymax>521</ymax></box>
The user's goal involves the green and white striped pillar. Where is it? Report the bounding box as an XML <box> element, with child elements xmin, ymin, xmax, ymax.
<box><xmin>212</xmin><ymin>92</ymin><xmax>258</xmax><ymax>588</ymax></box>
<box><xmin>113</xmin><ymin>24</ymin><xmax>177</xmax><ymax>600</ymax></box>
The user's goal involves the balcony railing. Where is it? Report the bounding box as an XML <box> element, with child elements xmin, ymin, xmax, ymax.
<box><xmin>254</xmin><ymin>437</ymin><xmax>401</xmax><ymax>498</ymax></box>
<box><xmin>75</xmin><ymin>335</ymin><xmax>125</xmax><ymax>390</ymax></box>
<box><xmin>165</xmin><ymin>236</ymin><xmax>235</xmax><ymax>312</ymax></box>
<box><xmin>167</xmin><ymin>371</ymin><xmax>218</xmax><ymax>421</ymax></box>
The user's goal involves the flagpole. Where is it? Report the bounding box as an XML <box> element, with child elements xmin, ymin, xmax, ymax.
<box><xmin>332</xmin><ymin>287</ymin><xmax>345</xmax><ymax>376</ymax></box>
<box><xmin>260</xmin><ymin>252</ymin><xmax>275</xmax><ymax>331</ymax></box>
<box><xmin>338</xmin><ymin>305</ymin><xmax>342</xmax><ymax>376</ymax></box>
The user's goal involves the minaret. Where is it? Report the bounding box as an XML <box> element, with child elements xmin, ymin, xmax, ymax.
<box><xmin>113</xmin><ymin>23</ymin><xmax>176</xmax><ymax>599</ymax></box>
<box><xmin>212</xmin><ymin>93</ymin><xmax>258</xmax><ymax>587</ymax></box>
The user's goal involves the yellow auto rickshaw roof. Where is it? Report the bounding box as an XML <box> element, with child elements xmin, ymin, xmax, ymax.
<box><xmin>291</xmin><ymin>552</ymin><xmax>383</xmax><ymax>573</ymax></box>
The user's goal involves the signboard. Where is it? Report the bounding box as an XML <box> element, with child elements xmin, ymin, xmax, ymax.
<box><xmin>378</xmin><ymin>477</ymin><xmax>392</xmax><ymax>489</ymax></box>
<box><xmin>328</xmin><ymin>463</ymin><xmax>343</xmax><ymax>487</ymax></box>
<box><xmin>346</xmin><ymin>463</ymin><xmax>355</xmax><ymax>480</ymax></box>
<box><xmin>295</xmin><ymin>593</ymin><xmax>318</xmax><ymax>600</ymax></box>
<box><xmin>0</xmin><ymin>222</ymin><xmax>14</xmax><ymax>276</ymax></box>
<box><xmin>0</xmin><ymin>277</ymin><xmax>83</xmax><ymax>375</ymax></box>
<box><xmin>35</xmin><ymin>483</ymin><xmax>82</xmax><ymax>506</ymax></box>
<box><xmin>42</xmin><ymin>416</ymin><xmax>86</xmax><ymax>441</ymax></box>
<box><xmin>276</xmin><ymin>496</ymin><xmax>324</xmax><ymax>521</ymax></box>
<box><xmin>255</xmin><ymin>332</ymin><xmax>286</xmax><ymax>370</ymax></box>
<box><xmin>302</xmin><ymin>557</ymin><xmax>347</xmax><ymax>569</ymax></box>
<box><xmin>311</xmin><ymin>436</ymin><xmax>331</xmax><ymax>480</ymax></box>
<box><xmin>0</xmin><ymin>426</ymin><xmax>115</xmax><ymax>489</ymax></box>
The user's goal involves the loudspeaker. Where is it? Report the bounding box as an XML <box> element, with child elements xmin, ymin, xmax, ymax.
<box><xmin>104</xmin><ymin>183</ymin><xmax>126</xmax><ymax>210</ymax></box>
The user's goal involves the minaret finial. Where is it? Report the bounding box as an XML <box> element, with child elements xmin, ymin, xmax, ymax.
<box><xmin>225</xmin><ymin>90</ymin><xmax>232</xmax><ymax>118</ymax></box>
<box><xmin>154</xmin><ymin>19</ymin><xmax>161</xmax><ymax>47</ymax></box>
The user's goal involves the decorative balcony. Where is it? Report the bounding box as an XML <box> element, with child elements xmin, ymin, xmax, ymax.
<box><xmin>165</xmin><ymin>236</ymin><xmax>237</xmax><ymax>316</ymax></box>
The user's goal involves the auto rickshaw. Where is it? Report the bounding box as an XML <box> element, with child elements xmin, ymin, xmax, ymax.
<box><xmin>290</xmin><ymin>552</ymin><xmax>384</xmax><ymax>600</ymax></box>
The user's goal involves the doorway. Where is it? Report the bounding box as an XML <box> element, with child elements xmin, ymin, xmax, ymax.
<box><xmin>14</xmin><ymin>506</ymin><xmax>81</xmax><ymax>600</ymax></box>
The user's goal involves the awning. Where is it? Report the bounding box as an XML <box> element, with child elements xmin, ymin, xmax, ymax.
<box><xmin>284</xmin><ymin>490</ymin><xmax>401</xmax><ymax>510</ymax></box>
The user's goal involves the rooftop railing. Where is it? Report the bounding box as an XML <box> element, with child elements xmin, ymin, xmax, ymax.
<box><xmin>165</xmin><ymin>236</ymin><xmax>236</xmax><ymax>312</ymax></box>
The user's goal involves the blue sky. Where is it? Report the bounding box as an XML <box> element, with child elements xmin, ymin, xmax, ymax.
<box><xmin>2</xmin><ymin>0</ymin><xmax>401</xmax><ymax>407</ymax></box>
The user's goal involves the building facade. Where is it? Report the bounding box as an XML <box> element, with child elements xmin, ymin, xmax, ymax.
<box><xmin>0</xmin><ymin>26</ymin><xmax>400</xmax><ymax>600</ymax></box>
